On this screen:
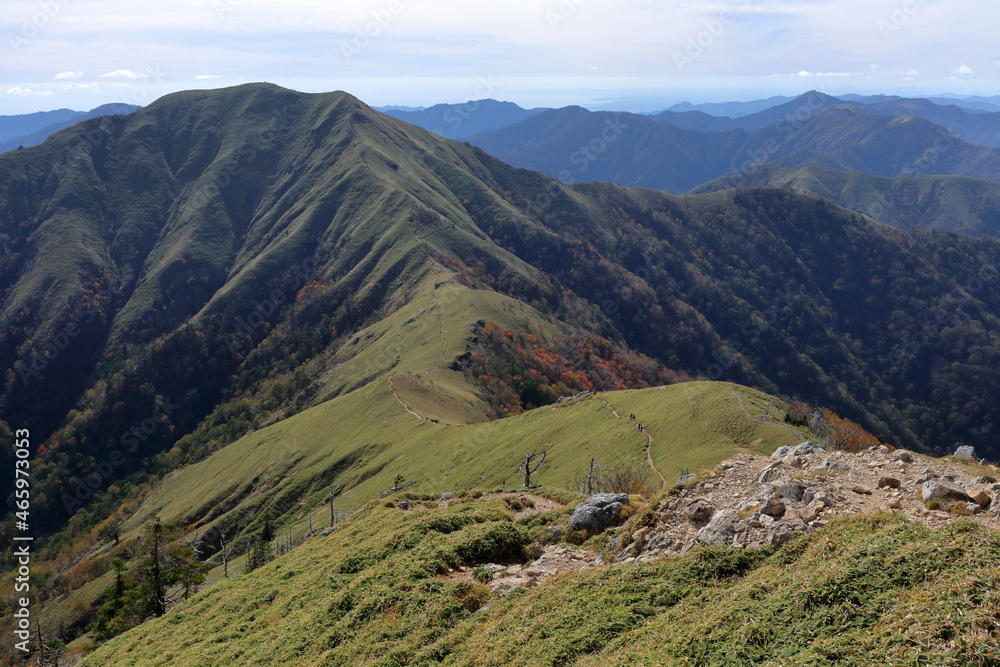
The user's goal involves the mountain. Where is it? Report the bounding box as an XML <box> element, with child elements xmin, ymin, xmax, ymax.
<box><xmin>4</xmin><ymin>81</ymin><xmax>1000</xmax><ymax>658</ymax></box>
<box><xmin>653</xmin><ymin>91</ymin><xmax>844</xmax><ymax>132</ymax></box>
<box><xmin>665</xmin><ymin>94</ymin><xmax>796</xmax><ymax>117</ymax></box>
<box><xmin>381</xmin><ymin>99</ymin><xmax>547</xmax><ymax>139</ymax></box>
<box><xmin>0</xmin><ymin>103</ymin><xmax>139</xmax><ymax>153</ymax></box>
<box><xmin>654</xmin><ymin>92</ymin><xmax>1000</xmax><ymax>148</ymax></box>
<box><xmin>469</xmin><ymin>102</ymin><xmax>1000</xmax><ymax>193</ymax></box>
<box><xmin>692</xmin><ymin>164</ymin><xmax>1000</xmax><ymax>238</ymax></box>
<box><xmin>0</xmin><ymin>108</ymin><xmax>81</xmax><ymax>142</ymax></box>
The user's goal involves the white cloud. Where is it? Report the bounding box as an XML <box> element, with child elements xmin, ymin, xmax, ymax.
<box><xmin>5</xmin><ymin>87</ymin><xmax>53</xmax><ymax>96</ymax></box>
<box><xmin>899</xmin><ymin>70</ymin><xmax>920</xmax><ymax>76</ymax></box>
<box><xmin>101</xmin><ymin>69</ymin><xmax>140</xmax><ymax>79</ymax></box>
<box><xmin>954</xmin><ymin>63</ymin><xmax>973</xmax><ymax>75</ymax></box>
<box><xmin>195</xmin><ymin>74</ymin><xmax>221</xmax><ymax>79</ymax></box>
<box><xmin>797</xmin><ymin>70</ymin><xmax>812</xmax><ymax>77</ymax></box>
<box><xmin>815</xmin><ymin>72</ymin><xmax>853</xmax><ymax>77</ymax></box>
<box><xmin>54</xmin><ymin>71</ymin><xmax>83</xmax><ymax>80</ymax></box>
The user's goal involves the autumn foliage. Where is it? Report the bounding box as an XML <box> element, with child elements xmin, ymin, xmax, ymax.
<box><xmin>456</xmin><ymin>322</ymin><xmax>680</xmax><ymax>418</ymax></box>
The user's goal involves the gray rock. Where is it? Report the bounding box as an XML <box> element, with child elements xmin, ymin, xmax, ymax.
<box><xmin>814</xmin><ymin>458</ymin><xmax>851</xmax><ymax>473</ymax></box>
<box><xmin>891</xmin><ymin>450</ymin><xmax>914</xmax><ymax>463</ymax></box>
<box><xmin>766</xmin><ymin>519</ymin><xmax>802</xmax><ymax>546</ymax></box>
<box><xmin>921</xmin><ymin>480</ymin><xmax>970</xmax><ymax>503</ymax></box>
<box><xmin>569</xmin><ymin>493</ymin><xmax>629</xmax><ymax>531</ymax></box>
<box><xmin>685</xmin><ymin>498</ymin><xmax>715</xmax><ymax>522</ymax></box>
<box><xmin>974</xmin><ymin>475</ymin><xmax>997</xmax><ymax>485</ymax></box>
<box><xmin>441</xmin><ymin>492</ymin><xmax>455</xmax><ymax>501</ymax></box>
<box><xmin>954</xmin><ymin>446</ymin><xmax>978</xmax><ymax>459</ymax></box>
<box><xmin>778</xmin><ymin>482</ymin><xmax>806</xmax><ymax>502</ymax></box>
<box><xmin>696</xmin><ymin>510</ymin><xmax>739</xmax><ymax>546</ymax></box>
<box><xmin>803</xmin><ymin>487</ymin><xmax>835</xmax><ymax>507</ymax></box>
<box><xmin>756</xmin><ymin>461</ymin><xmax>784</xmax><ymax>483</ymax></box>
<box><xmin>772</xmin><ymin>442</ymin><xmax>824</xmax><ymax>459</ymax></box>
<box><xmin>398</xmin><ymin>500</ymin><xmax>410</xmax><ymax>510</ymax></box>
<box><xmin>760</xmin><ymin>498</ymin><xmax>785</xmax><ymax>517</ymax></box>
<box><xmin>675</xmin><ymin>473</ymin><xmax>696</xmax><ymax>485</ymax></box>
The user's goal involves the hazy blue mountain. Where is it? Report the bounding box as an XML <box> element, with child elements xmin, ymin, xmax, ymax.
<box><xmin>0</xmin><ymin>108</ymin><xmax>81</xmax><ymax>142</ymax></box>
<box><xmin>471</xmin><ymin>102</ymin><xmax>1000</xmax><ymax>193</ymax></box>
<box><xmin>664</xmin><ymin>95</ymin><xmax>796</xmax><ymax>117</ymax></box>
<box><xmin>381</xmin><ymin>99</ymin><xmax>548</xmax><ymax>139</ymax></box>
<box><xmin>0</xmin><ymin>103</ymin><xmax>139</xmax><ymax>153</ymax></box>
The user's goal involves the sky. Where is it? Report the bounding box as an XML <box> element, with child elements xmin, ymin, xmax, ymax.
<box><xmin>2</xmin><ymin>0</ymin><xmax>1000</xmax><ymax>114</ymax></box>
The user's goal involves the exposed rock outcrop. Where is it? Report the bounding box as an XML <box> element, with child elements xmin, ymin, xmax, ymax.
<box><xmin>615</xmin><ymin>444</ymin><xmax>1000</xmax><ymax>565</ymax></box>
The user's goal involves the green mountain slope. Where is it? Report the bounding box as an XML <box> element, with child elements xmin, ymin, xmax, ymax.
<box><xmin>691</xmin><ymin>164</ymin><xmax>1000</xmax><ymax>238</ymax></box>
<box><xmin>79</xmin><ymin>499</ymin><xmax>1000</xmax><ymax>666</ymax></box>
<box><xmin>3</xmin><ymin>83</ymin><xmax>1000</xmax><ymax>546</ymax></box>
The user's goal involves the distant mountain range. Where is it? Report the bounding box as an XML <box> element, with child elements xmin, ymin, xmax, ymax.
<box><xmin>380</xmin><ymin>99</ymin><xmax>548</xmax><ymax>139</ymax></box>
<box><xmin>0</xmin><ymin>103</ymin><xmax>139</xmax><ymax>153</ymax></box>
<box><xmin>468</xmin><ymin>98</ymin><xmax>1000</xmax><ymax>196</ymax></box>
<box><xmin>652</xmin><ymin>91</ymin><xmax>1000</xmax><ymax>148</ymax></box>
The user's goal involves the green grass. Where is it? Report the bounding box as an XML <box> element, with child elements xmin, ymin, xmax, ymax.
<box><xmin>80</xmin><ymin>502</ymin><xmax>1000</xmax><ymax>667</ymax></box>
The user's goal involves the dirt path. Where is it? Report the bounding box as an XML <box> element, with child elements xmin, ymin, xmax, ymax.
<box><xmin>601</xmin><ymin>399</ymin><xmax>668</xmax><ymax>490</ymax></box>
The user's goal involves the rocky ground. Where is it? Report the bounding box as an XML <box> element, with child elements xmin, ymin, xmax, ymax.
<box><xmin>436</xmin><ymin>445</ymin><xmax>1000</xmax><ymax>595</ymax></box>
<box><xmin>616</xmin><ymin>443</ymin><xmax>1000</xmax><ymax>564</ymax></box>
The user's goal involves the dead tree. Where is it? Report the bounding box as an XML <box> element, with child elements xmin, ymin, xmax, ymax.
<box><xmin>519</xmin><ymin>451</ymin><xmax>547</xmax><ymax>488</ymax></box>
<box><xmin>209</xmin><ymin>528</ymin><xmax>235</xmax><ymax>579</ymax></box>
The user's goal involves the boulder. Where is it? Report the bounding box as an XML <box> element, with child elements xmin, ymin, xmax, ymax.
<box><xmin>954</xmin><ymin>446</ymin><xmax>978</xmax><ymax>460</ymax></box>
<box><xmin>756</xmin><ymin>461</ymin><xmax>784</xmax><ymax>483</ymax></box>
<box><xmin>803</xmin><ymin>487</ymin><xmax>835</xmax><ymax>507</ymax></box>
<box><xmin>684</xmin><ymin>498</ymin><xmax>715</xmax><ymax>522</ymax></box>
<box><xmin>760</xmin><ymin>498</ymin><xmax>785</xmax><ymax>517</ymax></box>
<box><xmin>968</xmin><ymin>489</ymin><xmax>992</xmax><ymax>507</ymax></box>
<box><xmin>441</xmin><ymin>492</ymin><xmax>455</xmax><ymax>501</ymax></box>
<box><xmin>778</xmin><ymin>482</ymin><xmax>806</xmax><ymax>502</ymax></box>
<box><xmin>695</xmin><ymin>510</ymin><xmax>739</xmax><ymax>546</ymax></box>
<box><xmin>890</xmin><ymin>450</ymin><xmax>914</xmax><ymax>463</ymax></box>
<box><xmin>921</xmin><ymin>480</ymin><xmax>970</xmax><ymax>503</ymax></box>
<box><xmin>877</xmin><ymin>477</ymin><xmax>902</xmax><ymax>489</ymax></box>
<box><xmin>569</xmin><ymin>493</ymin><xmax>629</xmax><ymax>531</ymax></box>
<box><xmin>772</xmin><ymin>442</ymin><xmax>824</xmax><ymax>459</ymax></box>
<box><xmin>974</xmin><ymin>475</ymin><xmax>997</xmax><ymax>485</ymax></box>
